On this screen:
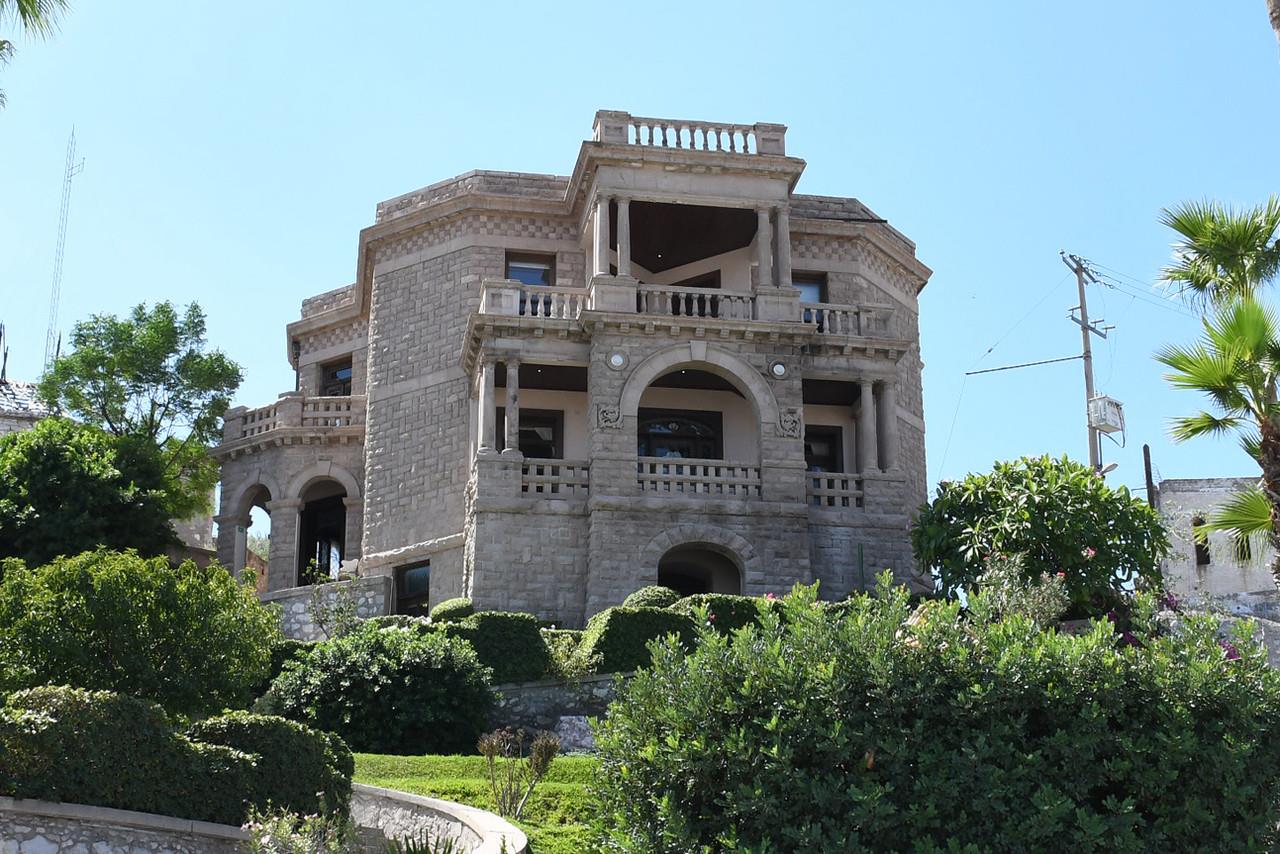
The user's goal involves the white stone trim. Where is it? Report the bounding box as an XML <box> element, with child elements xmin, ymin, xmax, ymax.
<box><xmin>352</xmin><ymin>783</ymin><xmax>528</xmax><ymax>854</ymax></box>
<box><xmin>0</xmin><ymin>795</ymin><xmax>249</xmax><ymax>842</ymax></box>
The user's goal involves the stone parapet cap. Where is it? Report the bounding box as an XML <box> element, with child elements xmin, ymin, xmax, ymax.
<box><xmin>0</xmin><ymin>796</ymin><xmax>250</xmax><ymax>841</ymax></box>
<box><xmin>358</xmin><ymin>533</ymin><xmax>466</xmax><ymax>574</ymax></box>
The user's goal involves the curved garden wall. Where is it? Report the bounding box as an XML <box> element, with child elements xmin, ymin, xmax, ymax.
<box><xmin>352</xmin><ymin>783</ymin><xmax>528</xmax><ymax>854</ymax></box>
<box><xmin>0</xmin><ymin>796</ymin><xmax>249</xmax><ymax>853</ymax></box>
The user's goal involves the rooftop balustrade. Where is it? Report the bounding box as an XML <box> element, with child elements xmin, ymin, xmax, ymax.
<box><xmin>593</xmin><ymin>110</ymin><xmax>787</xmax><ymax>156</ymax></box>
<box><xmin>218</xmin><ymin>394</ymin><xmax>366</xmax><ymax>452</ymax></box>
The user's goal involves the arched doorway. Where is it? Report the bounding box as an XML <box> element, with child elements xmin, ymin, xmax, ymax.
<box><xmin>297</xmin><ymin>479</ymin><xmax>347</xmax><ymax>585</ymax></box>
<box><xmin>658</xmin><ymin>544</ymin><xmax>742</xmax><ymax>596</ymax></box>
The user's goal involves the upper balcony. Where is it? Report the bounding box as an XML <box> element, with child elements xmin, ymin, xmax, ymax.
<box><xmin>214</xmin><ymin>392</ymin><xmax>366</xmax><ymax>459</ymax></box>
<box><xmin>592</xmin><ymin>110</ymin><xmax>787</xmax><ymax>157</ymax></box>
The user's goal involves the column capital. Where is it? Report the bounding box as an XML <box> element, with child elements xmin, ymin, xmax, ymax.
<box><xmin>505</xmin><ymin>356</ymin><xmax>521</xmax><ymax>369</ymax></box>
<box><xmin>342</xmin><ymin>496</ymin><xmax>364</xmax><ymax>509</ymax></box>
<box><xmin>265</xmin><ymin>498</ymin><xmax>303</xmax><ymax>511</ymax></box>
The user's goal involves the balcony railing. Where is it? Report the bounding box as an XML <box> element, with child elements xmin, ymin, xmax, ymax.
<box><xmin>637</xmin><ymin>457</ymin><xmax>761</xmax><ymax>498</ymax></box>
<box><xmin>637</xmin><ymin>285</ymin><xmax>755</xmax><ymax>320</ymax></box>
<box><xmin>593</xmin><ymin>110</ymin><xmax>787</xmax><ymax>156</ymax></box>
<box><xmin>807</xmin><ymin>473</ymin><xmax>864</xmax><ymax>509</ymax></box>
<box><xmin>479</xmin><ymin>279</ymin><xmax>588</xmax><ymax>320</ymax></box>
<box><xmin>800</xmin><ymin>303</ymin><xmax>893</xmax><ymax>337</ymax></box>
<box><xmin>522</xmin><ymin>459</ymin><xmax>590</xmax><ymax>497</ymax></box>
<box><xmin>223</xmin><ymin>395</ymin><xmax>366</xmax><ymax>444</ymax></box>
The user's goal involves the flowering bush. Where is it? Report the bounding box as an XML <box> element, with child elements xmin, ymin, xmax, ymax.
<box><xmin>967</xmin><ymin>554</ymin><xmax>1070</xmax><ymax>628</ymax></box>
<box><xmin>592</xmin><ymin>577</ymin><xmax>1280</xmax><ymax>852</ymax></box>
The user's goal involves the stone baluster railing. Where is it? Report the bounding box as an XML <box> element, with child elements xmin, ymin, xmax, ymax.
<box><xmin>479</xmin><ymin>279</ymin><xmax>588</xmax><ymax>320</ymax></box>
<box><xmin>593</xmin><ymin>110</ymin><xmax>786</xmax><ymax>156</ymax></box>
<box><xmin>636</xmin><ymin>457</ymin><xmax>762</xmax><ymax>498</ymax></box>
<box><xmin>636</xmin><ymin>285</ymin><xmax>754</xmax><ymax>321</ymax></box>
<box><xmin>800</xmin><ymin>303</ymin><xmax>894</xmax><ymax>338</ymax></box>
<box><xmin>237</xmin><ymin>402</ymin><xmax>279</xmax><ymax>439</ymax></box>
<box><xmin>521</xmin><ymin>459</ymin><xmax>590</xmax><ymax>496</ymax></box>
<box><xmin>806</xmin><ymin>474</ymin><xmax>865</xmax><ymax>509</ymax></box>
<box><xmin>301</xmin><ymin>395</ymin><xmax>368</xmax><ymax>428</ymax></box>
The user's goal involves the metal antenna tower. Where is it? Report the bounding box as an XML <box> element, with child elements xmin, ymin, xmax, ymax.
<box><xmin>43</xmin><ymin>128</ymin><xmax>85</xmax><ymax>371</ymax></box>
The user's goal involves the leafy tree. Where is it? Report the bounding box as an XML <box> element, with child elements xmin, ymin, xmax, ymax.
<box><xmin>0</xmin><ymin>417</ymin><xmax>177</xmax><ymax>565</ymax></box>
<box><xmin>0</xmin><ymin>549</ymin><xmax>281</xmax><ymax>716</ymax></box>
<box><xmin>0</xmin><ymin>0</ymin><xmax>68</xmax><ymax>108</ymax></box>
<box><xmin>248</xmin><ymin>532</ymin><xmax>270</xmax><ymax>560</ymax></box>
<box><xmin>1158</xmin><ymin>298</ymin><xmax>1280</xmax><ymax>583</ymax></box>
<box><xmin>38</xmin><ymin>302</ymin><xmax>242</xmax><ymax>520</ymax></box>
<box><xmin>1160</xmin><ymin>197</ymin><xmax>1280</xmax><ymax>305</ymax></box>
<box><xmin>910</xmin><ymin>455</ymin><xmax>1168</xmax><ymax>613</ymax></box>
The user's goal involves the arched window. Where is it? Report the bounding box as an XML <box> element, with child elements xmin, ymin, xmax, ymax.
<box><xmin>637</xmin><ymin>410</ymin><xmax>723</xmax><ymax>459</ymax></box>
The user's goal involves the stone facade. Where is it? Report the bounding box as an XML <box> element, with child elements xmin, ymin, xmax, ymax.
<box><xmin>0</xmin><ymin>379</ymin><xmax>50</xmax><ymax>439</ymax></box>
<box><xmin>490</xmin><ymin>672</ymin><xmax>621</xmax><ymax>734</ymax></box>
<box><xmin>215</xmin><ymin>110</ymin><xmax>933</xmax><ymax>627</ymax></box>
<box><xmin>260</xmin><ymin>575</ymin><xmax>392</xmax><ymax>641</ymax></box>
<box><xmin>0</xmin><ymin>797</ymin><xmax>247</xmax><ymax>854</ymax></box>
<box><xmin>1156</xmin><ymin>477</ymin><xmax>1276</xmax><ymax>598</ymax></box>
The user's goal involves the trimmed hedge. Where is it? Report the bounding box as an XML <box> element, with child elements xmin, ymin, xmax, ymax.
<box><xmin>622</xmin><ymin>585</ymin><xmax>682</xmax><ymax>609</ymax></box>
<box><xmin>438</xmin><ymin>611</ymin><xmax>551</xmax><ymax>683</ymax></box>
<box><xmin>262</xmin><ymin>621</ymin><xmax>493</xmax><ymax>755</ymax></box>
<box><xmin>430</xmin><ymin>597</ymin><xmax>475</xmax><ymax>623</ymax></box>
<box><xmin>187</xmin><ymin>712</ymin><xmax>352</xmax><ymax>817</ymax></box>
<box><xmin>365</xmin><ymin>614</ymin><xmax>431</xmax><ymax>633</ymax></box>
<box><xmin>668</xmin><ymin>593</ymin><xmax>781</xmax><ymax>635</ymax></box>
<box><xmin>252</xmin><ymin>637</ymin><xmax>315</xmax><ymax>698</ymax></box>
<box><xmin>574</xmin><ymin>607</ymin><xmax>696</xmax><ymax>673</ymax></box>
<box><xmin>0</xmin><ymin>686</ymin><xmax>255</xmax><ymax>826</ymax></box>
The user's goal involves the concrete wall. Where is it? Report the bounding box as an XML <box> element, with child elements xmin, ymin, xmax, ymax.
<box><xmin>352</xmin><ymin>784</ymin><xmax>527</xmax><ymax>854</ymax></box>
<box><xmin>0</xmin><ymin>797</ymin><xmax>248</xmax><ymax>854</ymax></box>
<box><xmin>261</xmin><ymin>575</ymin><xmax>392</xmax><ymax>640</ymax></box>
<box><xmin>1158</xmin><ymin>477</ymin><xmax>1275</xmax><ymax>598</ymax></box>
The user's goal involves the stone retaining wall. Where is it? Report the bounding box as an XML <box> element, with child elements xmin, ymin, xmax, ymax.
<box><xmin>491</xmin><ymin>672</ymin><xmax>625</xmax><ymax>733</ymax></box>
<box><xmin>352</xmin><ymin>784</ymin><xmax>526</xmax><ymax>854</ymax></box>
<box><xmin>0</xmin><ymin>796</ymin><xmax>248</xmax><ymax>853</ymax></box>
<box><xmin>260</xmin><ymin>575</ymin><xmax>392</xmax><ymax>640</ymax></box>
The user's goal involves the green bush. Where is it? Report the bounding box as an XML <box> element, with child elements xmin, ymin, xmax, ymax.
<box><xmin>574</xmin><ymin>607</ymin><xmax>696</xmax><ymax>674</ymax></box>
<box><xmin>188</xmin><ymin>712</ymin><xmax>352</xmax><ymax>817</ymax></box>
<box><xmin>252</xmin><ymin>637</ymin><xmax>316</xmax><ymax>698</ymax></box>
<box><xmin>622</xmin><ymin>585</ymin><xmax>682</xmax><ymax>609</ymax></box>
<box><xmin>365</xmin><ymin>614</ymin><xmax>431</xmax><ymax>633</ymax></box>
<box><xmin>668</xmin><ymin>593</ymin><xmax>781</xmax><ymax>635</ymax></box>
<box><xmin>0</xmin><ymin>549</ymin><xmax>281</xmax><ymax>716</ymax></box>
<box><xmin>593</xmin><ymin>578</ymin><xmax>1280</xmax><ymax>852</ymax></box>
<box><xmin>438</xmin><ymin>611</ymin><xmax>551</xmax><ymax>684</ymax></box>
<box><xmin>430</xmin><ymin>597</ymin><xmax>475</xmax><ymax>623</ymax></box>
<box><xmin>262</xmin><ymin>622</ymin><xmax>494</xmax><ymax>755</ymax></box>
<box><xmin>0</xmin><ymin>685</ymin><xmax>255</xmax><ymax>826</ymax></box>
<box><xmin>911</xmin><ymin>455</ymin><xmax>1170</xmax><ymax>615</ymax></box>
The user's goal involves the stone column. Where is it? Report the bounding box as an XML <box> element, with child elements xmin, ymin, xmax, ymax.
<box><xmin>265</xmin><ymin>498</ymin><xmax>303</xmax><ymax>592</ymax></box>
<box><xmin>775</xmin><ymin>205</ymin><xmax>793</xmax><ymax>287</ymax></box>
<box><xmin>593</xmin><ymin>194</ymin><xmax>611</xmax><ymax>276</ymax></box>
<box><xmin>879</xmin><ymin>381</ymin><xmax>899</xmax><ymax>471</ymax></box>
<box><xmin>616</xmin><ymin>197</ymin><xmax>632</xmax><ymax>278</ymax></box>
<box><xmin>214</xmin><ymin>512</ymin><xmax>246</xmax><ymax>574</ymax></box>
<box><xmin>755</xmin><ymin>207</ymin><xmax>773</xmax><ymax>288</ymax></box>
<box><xmin>342</xmin><ymin>496</ymin><xmax>363</xmax><ymax>562</ymax></box>
<box><xmin>477</xmin><ymin>358</ymin><xmax>497</xmax><ymax>453</ymax></box>
<box><xmin>857</xmin><ymin>380</ymin><xmax>877</xmax><ymax>475</ymax></box>
<box><xmin>502</xmin><ymin>358</ymin><xmax>521</xmax><ymax>455</ymax></box>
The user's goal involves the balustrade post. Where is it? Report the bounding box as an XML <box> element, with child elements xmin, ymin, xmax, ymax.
<box><xmin>755</xmin><ymin>207</ymin><xmax>773</xmax><ymax>288</ymax></box>
<box><xmin>593</xmin><ymin>194</ymin><xmax>611</xmax><ymax>276</ymax></box>
<box><xmin>477</xmin><ymin>359</ymin><xmax>497</xmax><ymax>453</ymax></box>
<box><xmin>503</xmin><ymin>359</ymin><xmax>521</xmax><ymax>456</ymax></box>
<box><xmin>857</xmin><ymin>380</ymin><xmax>877</xmax><ymax>475</ymax></box>
<box><xmin>617</xmin><ymin>197</ymin><xmax>632</xmax><ymax>278</ymax></box>
<box><xmin>775</xmin><ymin>205</ymin><xmax>793</xmax><ymax>288</ymax></box>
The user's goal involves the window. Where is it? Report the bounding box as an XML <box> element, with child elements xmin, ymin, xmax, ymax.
<box><xmin>496</xmin><ymin>408</ymin><xmax>564</xmax><ymax>459</ymax></box>
<box><xmin>320</xmin><ymin>358</ymin><xmax>353</xmax><ymax>396</ymax></box>
<box><xmin>1192</xmin><ymin>516</ymin><xmax>1211</xmax><ymax>567</ymax></box>
<box><xmin>395</xmin><ymin>561</ymin><xmax>431</xmax><ymax>616</ymax></box>
<box><xmin>1235</xmin><ymin>537</ymin><xmax>1253</xmax><ymax>563</ymax></box>
<box><xmin>506</xmin><ymin>252</ymin><xmax>556</xmax><ymax>287</ymax></box>
<box><xmin>793</xmin><ymin>272</ymin><xmax>828</xmax><ymax>304</ymax></box>
<box><xmin>804</xmin><ymin>425</ymin><xmax>843</xmax><ymax>473</ymax></box>
<box><xmin>637</xmin><ymin>409</ymin><xmax>723</xmax><ymax>459</ymax></box>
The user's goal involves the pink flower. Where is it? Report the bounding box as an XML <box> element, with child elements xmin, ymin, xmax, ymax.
<box><xmin>1220</xmin><ymin>639</ymin><xmax>1241</xmax><ymax>661</ymax></box>
<box><xmin>765</xmin><ymin>593</ymin><xmax>777</xmax><ymax>601</ymax></box>
<box><xmin>1055</xmin><ymin>571</ymin><xmax>1066</xmax><ymax>578</ymax></box>
<box><xmin>707</xmin><ymin>613</ymin><xmax>716</xmax><ymax>623</ymax></box>
<box><xmin>1082</xmin><ymin>547</ymin><xmax>1097</xmax><ymax>560</ymax></box>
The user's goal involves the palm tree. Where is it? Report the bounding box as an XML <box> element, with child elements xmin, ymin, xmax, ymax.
<box><xmin>0</xmin><ymin>0</ymin><xmax>68</xmax><ymax>107</ymax></box>
<box><xmin>1270</xmin><ymin>0</ymin><xmax>1280</xmax><ymax>49</ymax></box>
<box><xmin>1158</xmin><ymin>299</ymin><xmax>1280</xmax><ymax>583</ymax></box>
<box><xmin>1160</xmin><ymin>198</ymin><xmax>1280</xmax><ymax>305</ymax></box>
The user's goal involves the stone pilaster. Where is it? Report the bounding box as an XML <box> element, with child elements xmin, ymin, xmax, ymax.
<box><xmin>593</xmin><ymin>194</ymin><xmax>611</xmax><ymax>276</ymax></box>
<box><xmin>264</xmin><ymin>497</ymin><xmax>303</xmax><ymax>592</ymax></box>
<box><xmin>502</xmin><ymin>359</ymin><xmax>522</xmax><ymax>455</ymax></box>
<box><xmin>879</xmin><ymin>381</ymin><xmax>899</xmax><ymax>471</ymax></box>
<box><xmin>343</xmin><ymin>496</ymin><xmax>364</xmax><ymax>561</ymax></box>
<box><xmin>616</xmin><ymin>197</ymin><xmax>632</xmax><ymax>278</ymax></box>
<box><xmin>775</xmin><ymin>205</ymin><xmax>793</xmax><ymax>287</ymax></box>
<box><xmin>477</xmin><ymin>359</ymin><xmax>497</xmax><ymax>452</ymax></box>
<box><xmin>857</xmin><ymin>381</ymin><xmax>877</xmax><ymax>475</ymax></box>
<box><xmin>755</xmin><ymin>206</ymin><xmax>773</xmax><ymax>288</ymax></box>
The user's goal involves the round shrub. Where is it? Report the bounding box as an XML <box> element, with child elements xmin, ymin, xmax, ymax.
<box><xmin>622</xmin><ymin>585</ymin><xmax>682</xmax><ymax>609</ymax></box>
<box><xmin>593</xmin><ymin>580</ymin><xmax>1280</xmax><ymax>852</ymax></box>
<box><xmin>188</xmin><ymin>712</ymin><xmax>352</xmax><ymax>817</ymax></box>
<box><xmin>0</xmin><ymin>685</ymin><xmax>256</xmax><ymax>826</ymax></box>
<box><xmin>263</xmin><ymin>622</ymin><xmax>493</xmax><ymax>754</ymax></box>
<box><xmin>365</xmin><ymin>614</ymin><xmax>431</xmax><ymax>632</ymax></box>
<box><xmin>668</xmin><ymin>593</ymin><xmax>779</xmax><ymax>635</ymax></box>
<box><xmin>0</xmin><ymin>549</ymin><xmax>281</xmax><ymax>716</ymax></box>
<box><xmin>438</xmin><ymin>611</ymin><xmax>551</xmax><ymax>683</ymax></box>
<box><xmin>430</xmin><ymin>597</ymin><xmax>475</xmax><ymax>623</ymax></box>
<box><xmin>574</xmin><ymin>607</ymin><xmax>696</xmax><ymax>673</ymax></box>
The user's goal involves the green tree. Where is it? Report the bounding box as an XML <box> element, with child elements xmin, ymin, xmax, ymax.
<box><xmin>0</xmin><ymin>0</ymin><xmax>67</xmax><ymax>107</ymax></box>
<box><xmin>1160</xmin><ymin>197</ymin><xmax>1280</xmax><ymax>305</ymax></box>
<box><xmin>0</xmin><ymin>549</ymin><xmax>280</xmax><ymax>716</ymax></box>
<box><xmin>1157</xmin><ymin>298</ymin><xmax>1280</xmax><ymax>583</ymax></box>
<box><xmin>910</xmin><ymin>455</ymin><xmax>1168</xmax><ymax>613</ymax></box>
<box><xmin>38</xmin><ymin>302</ymin><xmax>242</xmax><ymax>521</ymax></box>
<box><xmin>0</xmin><ymin>417</ymin><xmax>177</xmax><ymax>565</ymax></box>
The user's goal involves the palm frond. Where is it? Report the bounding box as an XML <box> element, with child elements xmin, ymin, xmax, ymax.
<box><xmin>1169</xmin><ymin>411</ymin><xmax>1244</xmax><ymax>442</ymax></box>
<box><xmin>1</xmin><ymin>0</ymin><xmax>69</xmax><ymax>38</ymax></box>
<box><xmin>1197</xmin><ymin>486</ymin><xmax>1274</xmax><ymax>563</ymax></box>
<box><xmin>1160</xmin><ymin>197</ymin><xmax>1280</xmax><ymax>304</ymax></box>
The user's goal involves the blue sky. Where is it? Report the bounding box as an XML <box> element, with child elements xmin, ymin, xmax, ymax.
<box><xmin>2</xmin><ymin>1</ymin><xmax>1278</xmax><ymax>496</ymax></box>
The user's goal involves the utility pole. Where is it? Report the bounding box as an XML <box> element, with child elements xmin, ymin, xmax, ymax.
<box><xmin>1061</xmin><ymin>252</ymin><xmax>1109</xmax><ymax>471</ymax></box>
<box><xmin>44</xmin><ymin>128</ymin><xmax>85</xmax><ymax>372</ymax></box>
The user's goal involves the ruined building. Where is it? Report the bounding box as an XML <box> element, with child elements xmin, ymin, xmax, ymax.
<box><xmin>213</xmin><ymin>111</ymin><xmax>932</xmax><ymax>626</ymax></box>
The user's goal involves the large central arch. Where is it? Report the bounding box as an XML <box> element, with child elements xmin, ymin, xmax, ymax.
<box><xmin>618</xmin><ymin>342</ymin><xmax>780</xmax><ymax>425</ymax></box>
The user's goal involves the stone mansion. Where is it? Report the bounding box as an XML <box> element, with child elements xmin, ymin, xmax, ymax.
<box><xmin>213</xmin><ymin>110</ymin><xmax>932</xmax><ymax>627</ymax></box>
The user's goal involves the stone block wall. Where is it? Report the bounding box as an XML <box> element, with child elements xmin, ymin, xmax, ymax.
<box><xmin>260</xmin><ymin>575</ymin><xmax>392</xmax><ymax>640</ymax></box>
<box><xmin>0</xmin><ymin>797</ymin><xmax>247</xmax><ymax>854</ymax></box>
<box><xmin>490</xmin><ymin>673</ymin><xmax>622</xmax><ymax>732</ymax></box>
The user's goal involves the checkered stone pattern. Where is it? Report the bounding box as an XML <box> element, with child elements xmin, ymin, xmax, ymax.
<box><xmin>301</xmin><ymin>284</ymin><xmax>356</xmax><ymax>318</ymax></box>
<box><xmin>376</xmin><ymin>171</ymin><xmax>570</xmax><ymax>224</ymax></box>
<box><xmin>377</xmin><ymin>212</ymin><xmax>578</xmax><ymax>265</ymax></box>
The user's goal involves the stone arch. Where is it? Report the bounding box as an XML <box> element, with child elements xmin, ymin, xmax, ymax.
<box><xmin>285</xmin><ymin>461</ymin><xmax>362</xmax><ymax>501</ymax></box>
<box><xmin>619</xmin><ymin>342</ymin><xmax>780</xmax><ymax>426</ymax></box>
<box><xmin>224</xmin><ymin>469</ymin><xmax>283</xmax><ymax>519</ymax></box>
<box><xmin>640</xmin><ymin>524</ymin><xmax>762</xmax><ymax>589</ymax></box>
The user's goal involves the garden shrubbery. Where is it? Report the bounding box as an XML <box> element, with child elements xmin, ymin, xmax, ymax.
<box><xmin>622</xmin><ymin>585</ymin><xmax>682</xmax><ymax>609</ymax></box>
<box><xmin>262</xmin><ymin>621</ymin><xmax>493</xmax><ymax>755</ymax></box>
<box><xmin>574</xmin><ymin>607</ymin><xmax>696</xmax><ymax>673</ymax></box>
<box><xmin>0</xmin><ymin>549</ymin><xmax>281</xmax><ymax>716</ymax></box>
<box><xmin>668</xmin><ymin>592</ymin><xmax>779</xmax><ymax>634</ymax></box>
<box><xmin>430</xmin><ymin>597</ymin><xmax>475</xmax><ymax>623</ymax></box>
<box><xmin>439</xmin><ymin>611</ymin><xmax>551</xmax><ymax>683</ymax></box>
<box><xmin>593</xmin><ymin>577</ymin><xmax>1280</xmax><ymax>852</ymax></box>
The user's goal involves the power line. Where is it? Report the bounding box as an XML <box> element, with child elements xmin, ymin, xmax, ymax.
<box><xmin>964</xmin><ymin>354</ymin><xmax>1083</xmax><ymax>376</ymax></box>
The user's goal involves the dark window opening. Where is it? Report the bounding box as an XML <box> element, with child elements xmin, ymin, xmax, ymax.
<box><xmin>638</xmin><ymin>408</ymin><xmax>723</xmax><ymax>460</ymax></box>
<box><xmin>496</xmin><ymin>408</ymin><xmax>564</xmax><ymax>459</ymax></box>
<box><xmin>321</xmin><ymin>359</ymin><xmax>353</xmax><ymax>396</ymax></box>
<box><xmin>1235</xmin><ymin>537</ymin><xmax>1253</xmax><ymax>563</ymax></box>
<box><xmin>657</xmin><ymin>546</ymin><xmax>741</xmax><ymax>595</ymax></box>
<box><xmin>396</xmin><ymin>561</ymin><xmax>431</xmax><ymax>617</ymax></box>
<box><xmin>506</xmin><ymin>252</ymin><xmax>556</xmax><ymax>287</ymax></box>
<box><xmin>1192</xmin><ymin>516</ymin><xmax>1211</xmax><ymax>567</ymax></box>
<box><xmin>804</xmin><ymin>425</ymin><xmax>843</xmax><ymax>473</ymax></box>
<box><xmin>298</xmin><ymin>494</ymin><xmax>346</xmax><ymax>585</ymax></box>
<box><xmin>794</xmin><ymin>272</ymin><xmax>828</xmax><ymax>304</ymax></box>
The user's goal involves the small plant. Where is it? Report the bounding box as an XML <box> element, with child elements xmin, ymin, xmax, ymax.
<box><xmin>384</xmin><ymin>832</ymin><xmax>461</xmax><ymax>854</ymax></box>
<box><xmin>245</xmin><ymin>809</ymin><xmax>357</xmax><ymax>853</ymax></box>
<box><xmin>966</xmin><ymin>554</ymin><xmax>1070</xmax><ymax>628</ymax></box>
<box><xmin>477</xmin><ymin>728</ymin><xmax>560</xmax><ymax>820</ymax></box>
<box><xmin>307</xmin><ymin>579</ymin><xmax>360</xmax><ymax>640</ymax></box>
